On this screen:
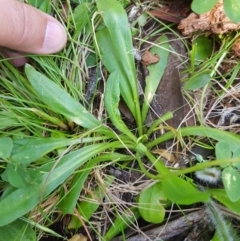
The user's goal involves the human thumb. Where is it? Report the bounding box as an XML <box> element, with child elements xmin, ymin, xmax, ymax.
<box><xmin>0</xmin><ymin>0</ymin><xmax>67</xmax><ymax>54</ymax></box>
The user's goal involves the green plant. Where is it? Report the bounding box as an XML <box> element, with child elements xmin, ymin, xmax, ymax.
<box><xmin>191</xmin><ymin>0</ymin><xmax>240</xmax><ymax>23</ymax></box>
<box><xmin>0</xmin><ymin>0</ymin><xmax>240</xmax><ymax>240</ymax></box>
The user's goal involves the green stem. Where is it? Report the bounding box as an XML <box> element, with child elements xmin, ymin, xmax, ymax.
<box><xmin>146</xmin><ymin>112</ymin><xmax>173</xmax><ymax>137</ymax></box>
<box><xmin>145</xmin><ymin>151</ymin><xmax>169</xmax><ymax>176</ymax></box>
<box><xmin>135</xmin><ymin>154</ymin><xmax>160</xmax><ymax>180</ymax></box>
<box><xmin>134</xmin><ymin>97</ymin><xmax>143</xmax><ymax>137</ymax></box>
<box><xmin>161</xmin><ymin>158</ymin><xmax>240</xmax><ymax>179</ymax></box>
<box><xmin>146</xmin><ymin>126</ymin><xmax>240</xmax><ymax>150</ymax></box>
<box><xmin>206</xmin><ymin>199</ymin><xmax>234</xmax><ymax>241</ymax></box>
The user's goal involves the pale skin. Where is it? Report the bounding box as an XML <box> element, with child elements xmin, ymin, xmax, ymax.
<box><xmin>0</xmin><ymin>0</ymin><xmax>67</xmax><ymax>66</ymax></box>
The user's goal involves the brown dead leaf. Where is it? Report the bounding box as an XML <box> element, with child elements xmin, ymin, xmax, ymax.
<box><xmin>151</xmin><ymin>149</ymin><xmax>176</xmax><ymax>162</ymax></box>
<box><xmin>231</xmin><ymin>38</ymin><xmax>240</xmax><ymax>56</ymax></box>
<box><xmin>150</xmin><ymin>0</ymin><xmax>191</xmax><ymax>23</ymax></box>
<box><xmin>68</xmin><ymin>234</ymin><xmax>87</xmax><ymax>241</ymax></box>
<box><xmin>145</xmin><ymin>35</ymin><xmax>192</xmax><ymax>129</ymax></box>
<box><xmin>141</xmin><ymin>51</ymin><xmax>159</xmax><ymax>66</ymax></box>
<box><xmin>178</xmin><ymin>0</ymin><xmax>240</xmax><ymax>35</ymax></box>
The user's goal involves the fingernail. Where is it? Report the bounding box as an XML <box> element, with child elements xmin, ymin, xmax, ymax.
<box><xmin>43</xmin><ymin>21</ymin><xmax>67</xmax><ymax>53</ymax></box>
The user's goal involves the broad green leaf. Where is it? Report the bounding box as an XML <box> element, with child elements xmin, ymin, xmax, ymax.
<box><xmin>97</xmin><ymin>0</ymin><xmax>136</xmax><ymax>86</ymax></box>
<box><xmin>104</xmin><ymin>207</ymin><xmax>141</xmax><ymax>241</ymax></box>
<box><xmin>192</xmin><ymin>36</ymin><xmax>213</xmax><ymax>65</ymax></box>
<box><xmin>184</xmin><ymin>70</ymin><xmax>211</xmax><ymax>90</ymax></box>
<box><xmin>0</xmin><ymin>219</ymin><xmax>36</xmax><ymax>241</ymax></box>
<box><xmin>224</xmin><ymin>0</ymin><xmax>240</xmax><ymax>23</ymax></box>
<box><xmin>142</xmin><ymin>35</ymin><xmax>169</xmax><ymax>122</ymax></box>
<box><xmin>25</xmin><ymin>64</ymin><xmax>103</xmax><ymax>131</ymax></box>
<box><xmin>11</xmin><ymin>137</ymin><xmax>89</xmax><ymax>165</ymax></box>
<box><xmin>96</xmin><ymin>27</ymin><xmax>135</xmax><ymax>116</ymax></box>
<box><xmin>0</xmin><ymin>137</ymin><xmax>12</xmax><ymax>159</ymax></box>
<box><xmin>6</xmin><ymin>163</ymin><xmax>30</xmax><ymax>188</ymax></box>
<box><xmin>0</xmin><ymin>143</ymin><xmax>115</xmax><ymax>226</ymax></box>
<box><xmin>68</xmin><ymin>176</ymin><xmax>114</xmax><ymax>229</ymax></box>
<box><xmin>222</xmin><ymin>166</ymin><xmax>240</xmax><ymax>202</ymax></box>
<box><xmin>0</xmin><ymin>184</ymin><xmax>42</xmax><ymax>226</ymax></box>
<box><xmin>191</xmin><ymin>0</ymin><xmax>219</xmax><ymax>14</ymax></box>
<box><xmin>96</xmin><ymin>0</ymin><xmax>140</xmax><ymax>121</ymax></box>
<box><xmin>138</xmin><ymin>182</ymin><xmax>169</xmax><ymax>223</ymax></box>
<box><xmin>215</xmin><ymin>142</ymin><xmax>232</xmax><ymax>168</ymax></box>
<box><xmin>162</xmin><ymin>176</ymin><xmax>209</xmax><ymax>204</ymax></box>
<box><xmin>207</xmin><ymin>189</ymin><xmax>240</xmax><ymax>214</ymax></box>
<box><xmin>104</xmin><ymin>71</ymin><xmax>137</xmax><ymax>141</ymax></box>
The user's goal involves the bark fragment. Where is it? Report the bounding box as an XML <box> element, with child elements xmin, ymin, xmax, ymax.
<box><xmin>178</xmin><ymin>0</ymin><xmax>240</xmax><ymax>35</ymax></box>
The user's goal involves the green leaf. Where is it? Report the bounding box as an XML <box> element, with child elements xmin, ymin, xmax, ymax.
<box><xmin>192</xmin><ymin>36</ymin><xmax>213</xmax><ymax>65</ymax></box>
<box><xmin>207</xmin><ymin>189</ymin><xmax>240</xmax><ymax>214</ymax></box>
<box><xmin>215</xmin><ymin>142</ymin><xmax>232</xmax><ymax>168</ymax></box>
<box><xmin>148</xmin><ymin>126</ymin><xmax>240</xmax><ymax>151</ymax></box>
<box><xmin>224</xmin><ymin>0</ymin><xmax>240</xmax><ymax>23</ymax></box>
<box><xmin>0</xmin><ymin>143</ymin><xmax>116</xmax><ymax>226</ymax></box>
<box><xmin>232</xmin><ymin>147</ymin><xmax>240</xmax><ymax>169</ymax></box>
<box><xmin>6</xmin><ymin>163</ymin><xmax>29</xmax><ymax>188</ymax></box>
<box><xmin>162</xmin><ymin>176</ymin><xmax>210</xmax><ymax>204</ymax></box>
<box><xmin>104</xmin><ymin>207</ymin><xmax>141</xmax><ymax>241</ymax></box>
<box><xmin>25</xmin><ymin>64</ymin><xmax>103</xmax><ymax>131</ymax></box>
<box><xmin>11</xmin><ymin>137</ymin><xmax>85</xmax><ymax>165</ymax></box>
<box><xmin>142</xmin><ymin>35</ymin><xmax>169</xmax><ymax>122</ymax></box>
<box><xmin>59</xmin><ymin>153</ymin><xmax>127</xmax><ymax>214</ymax></box>
<box><xmin>138</xmin><ymin>182</ymin><xmax>169</xmax><ymax>223</ymax></box>
<box><xmin>0</xmin><ymin>219</ymin><xmax>36</xmax><ymax>241</ymax></box>
<box><xmin>222</xmin><ymin>166</ymin><xmax>240</xmax><ymax>202</ymax></box>
<box><xmin>68</xmin><ymin>176</ymin><xmax>114</xmax><ymax>229</ymax></box>
<box><xmin>96</xmin><ymin>0</ymin><xmax>140</xmax><ymax>122</ymax></box>
<box><xmin>104</xmin><ymin>71</ymin><xmax>137</xmax><ymax>141</ymax></box>
<box><xmin>184</xmin><ymin>70</ymin><xmax>211</xmax><ymax>90</ymax></box>
<box><xmin>0</xmin><ymin>137</ymin><xmax>12</xmax><ymax>159</ymax></box>
<box><xmin>96</xmin><ymin>27</ymin><xmax>135</xmax><ymax>117</ymax></box>
<box><xmin>191</xmin><ymin>0</ymin><xmax>219</xmax><ymax>14</ymax></box>
<box><xmin>0</xmin><ymin>184</ymin><xmax>42</xmax><ymax>226</ymax></box>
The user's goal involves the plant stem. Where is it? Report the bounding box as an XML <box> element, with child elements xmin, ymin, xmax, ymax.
<box><xmin>206</xmin><ymin>199</ymin><xmax>234</xmax><ymax>241</ymax></box>
<box><xmin>146</xmin><ymin>112</ymin><xmax>173</xmax><ymax>137</ymax></box>
<box><xmin>146</xmin><ymin>126</ymin><xmax>240</xmax><ymax>150</ymax></box>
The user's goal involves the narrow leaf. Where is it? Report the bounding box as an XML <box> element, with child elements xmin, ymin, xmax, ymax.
<box><xmin>68</xmin><ymin>176</ymin><xmax>114</xmax><ymax>229</ymax></box>
<box><xmin>104</xmin><ymin>207</ymin><xmax>141</xmax><ymax>241</ymax></box>
<box><xmin>142</xmin><ymin>35</ymin><xmax>169</xmax><ymax>121</ymax></box>
<box><xmin>11</xmin><ymin>137</ymin><xmax>87</xmax><ymax>165</ymax></box>
<box><xmin>25</xmin><ymin>64</ymin><xmax>102</xmax><ymax>130</ymax></box>
<box><xmin>104</xmin><ymin>71</ymin><xmax>137</xmax><ymax>141</ymax></box>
